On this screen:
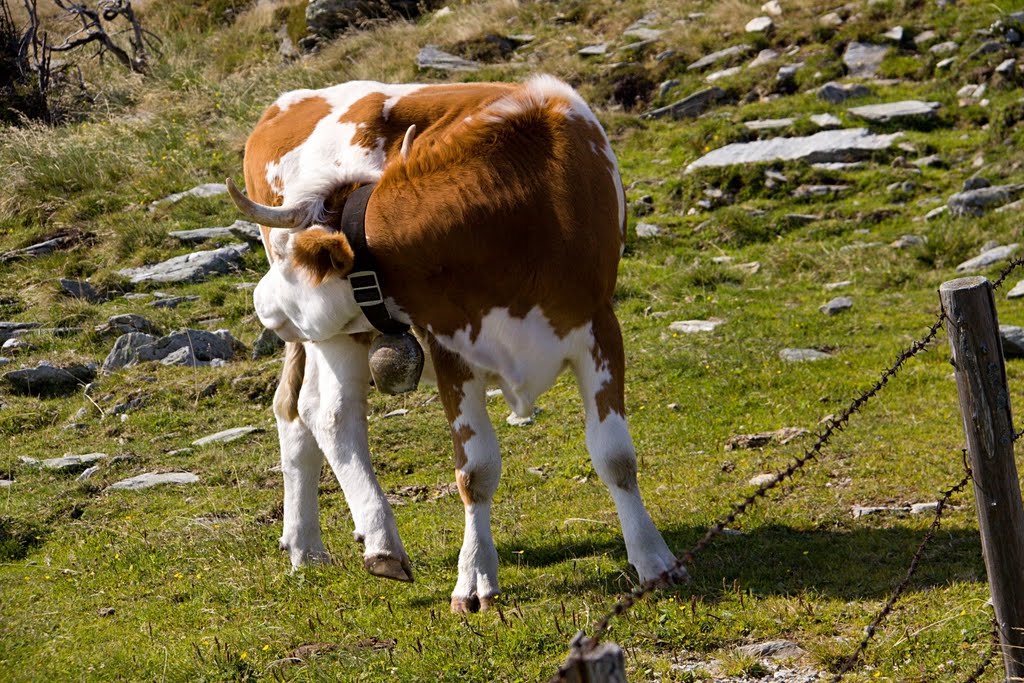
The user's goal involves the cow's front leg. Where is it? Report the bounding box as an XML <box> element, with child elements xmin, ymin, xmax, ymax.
<box><xmin>300</xmin><ymin>336</ymin><xmax>412</xmax><ymax>582</ymax></box>
<box><xmin>430</xmin><ymin>339</ymin><xmax>501</xmax><ymax>613</ymax></box>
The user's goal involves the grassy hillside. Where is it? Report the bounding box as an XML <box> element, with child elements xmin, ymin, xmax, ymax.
<box><xmin>2</xmin><ymin>0</ymin><xmax>1023</xmax><ymax>680</ymax></box>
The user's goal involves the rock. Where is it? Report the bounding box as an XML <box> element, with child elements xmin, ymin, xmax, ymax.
<box><xmin>749</xmin><ymin>473</ymin><xmax>777</xmax><ymax>487</ymax></box>
<box><xmin>749</xmin><ymin>48</ymin><xmax>779</xmax><ymax>68</ymax></box>
<box><xmin>382</xmin><ymin>408</ymin><xmax>409</xmax><ymax>418</ymax></box>
<box><xmin>955</xmin><ymin>244</ymin><xmax>1018</xmax><ymax>273</ymax></box>
<box><xmin>726</xmin><ymin>427</ymin><xmax>808</xmax><ymax>450</ymax></box>
<box><xmin>228</xmin><ymin>220</ymin><xmax>263</xmax><ymax>245</ymax></box>
<box><xmin>780</xmin><ymin>348</ymin><xmax>832</xmax><ymax>362</ymax></box>
<box><xmin>631</xmin><ymin>196</ymin><xmax>654</xmax><ymax>216</ymax></box>
<box><xmin>914</xmin><ymin>30</ymin><xmax>938</xmax><ymax>46</ymax></box>
<box><xmin>816</xmin><ymin>81</ymin><xmax>874</xmax><ymax>103</ymax></box>
<box><xmin>967</xmin><ymin>40</ymin><xmax>1002</xmax><ymax>60</ymax></box>
<box><xmin>102</xmin><ymin>329</ymin><xmax>243</xmax><ymax>372</ymax></box>
<box><xmin>882</xmin><ymin>26</ymin><xmax>907</xmax><ymax>45</ymax></box>
<box><xmin>853</xmin><ymin>505</ymin><xmax>907</xmax><ymax>518</ymax></box>
<box><xmin>848</xmin><ymin>100</ymin><xmax>940</xmax><ymax>122</ymax></box>
<box><xmin>820</xmin><ymin>12</ymin><xmax>843</xmax><ymax>27</ymax></box>
<box><xmin>578</xmin><ymin>43</ymin><xmax>608</xmax><ymax>57</ymax></box>
<box><xmin>891</xmin><ymin>234</ymin><xmax>925</xmax><ymax>249</ymax></box>
<box><xmin>169</xmin><ymin>220</ymin><xmax>259</xmax><ymax>246</ymax></box>
<box><xmin>687</xmin><ymin>45</ymin><xmax>750</xmax><ymax>71</ymax></box>
<box><xmin>843</xmin><ymin>41</ymin><xmax>890</xmax><ymax>78</ymax></box>
<box><xmin>95</xmin><ymin>314</ymin><xmax>162</xmax><ymax>338</ymax></box>
<box><xmin>761</xmin><ymin>0</ymin><xmax>782</xmax><ymax>16</ymax></box>
<box><xmin>192</xmin><ymin>426</ymin><xmax>262</xmax><ymax>446</ymax></box>
<box><xmin>785</xmin><ymin>214</ymin><xmax>821</xmax><ymax>226</ymax></box>
<box><xmin>737</xmin><ymin>640</ymin><xmax>806</xmax><ymax>659</ymax></box>
<box><xmin>957</xmin><ymin>83</ymin><xmax>986</xmax><ymax>101</ymax></box>
<box><xmin>59</xmin><ymin>279</ymin><xmax>108</xmax><ymax>304</ymax></box>
<box><xmin>305</xmin><ymin>0</ymin><xmax>421</xmax><ymax>40</ymax></box>
<box><xmin>913</xmin><ymin>154</ymin><xmax>943</xmax><ymax>168</ymax></box>
<box><xmin>936</xmin><ymin>57</ymin><xmax>956</xmax><ymax>70</ymax></box>
<box><xmin>635</xmin><ymin>223</ymin><xmax>661</xmax><ymax>238</ymax></box>
<box><xmin>106</xmin><ymin>472</ymin><xmax>200</xmax><ymax>491</ymax></box>
<box><xmin>118</xmin><ymin>243</ymin><xmax>249</xmax><ymax>284</ymax></box>
<box><xmin>1008</xmin><ymin>281</ymin><xmax>1024</xmax><ymax>299</ymax></box>
<box><xmin>793</xmin><ymin>184</ymin><xmax>850</xmax><ymax>198</ymax></box>
<box><xmin>0</xmin><ymin>480</ymin><xmax>12</xmax><ymax>487</ymax></box>
<box><xmin>669</xmin><ymin>320</ymin><xmax>723</xmax><ymax>333</ymax></box>
<box><xmin>820</xmin><ymin>297</ymin><xmax>853</xmax><ymax>315</ymax></box>
<box><xmin>706</xmin><ymin>66</ymin><xmax>741</xmax><ymax>82</ymax></box>
<box><xmin>1000</xmin><ymin>325</ymin><xmax>1024</xmax><ymax>357</ymax></box>
<box><xmin>149</xmin><ymin>295</ymin><xmax>200</xmax><ymax>309</ymax></box>
<box><xmin>776</xmin><ymin>63</ymin><xmax>803</xmax><ymax>83</ymax></box>
<box><xmin>925</xmin><ymin>205</ymin><xmax>949</xmax><ymax>220</ymax></box>
<box><xmin>996</xmin><ymin>58</ymin><xmax>1017</xmax><ymax>76</ymax></box>
<box><xmin>4</xmin><ymin>361</ymin><xmax>96</xmax><ymax>397</ymax></box>
<box><xmin>657</xmin><ymin>79</ymin><xmax>680</xmax><ymax>98</ymax></box>
<box><xmin>0</xmin><ymin>322</ymin><xmax>41</xmax><ymax>344</ymax></box>
<box><xmin>0</xmin><ymin>231</ymin><xmax>89</xmax><ymax>263</ymax></box>
<box><xmin>948</xmin><ymin>185</ymin><xmax>1024</xmax><ymax>217</ymax></box>
<box><xmin>2</xmin><ymin>337</ymin><xmax>31</xmax><ymax>353</ymax></box>
<box><xmin>744</xmin><ymin>118</ymin><xmax>795</xmax><ymax>130</ymax></box>
<box><xmin>745</xmin><ymin>16</ymin><xmax>773</xmax><ymax>33</ymax></box>
<box><xmin>930</xmin><ymin>40</ymin><xmax>959</xmax><ymax>55</ymax></box>
<box><xmin>642</xmin><ymin>87</ymin><xmax>728</xmax><ymax>120</ymax></box>
<box><xmin>252</xmin><ymin>328</ymin><xmax>285</xmax><ymax>360</ymax></box>
<box><xmin>150</xmin><ymin>183</ymin><xmax>227</xmax><ymax>211</ymax></box>
<box><xmin>810</xmin><ymin>113</ymin><xmax>842</xmax><ymax>128</ymax></box>
<box><xmin>38</xmin><ymin>453</ymin><xmax>105</xmax><ymax>472</ymax></box>
<box><xmin>686</xmin><ymin>128</ymin><xmax>901</xmax><ymax>172</ymax></box>
<box><xmin>417</xmin><ymin>45</ymin><xmax>480</xmax><ymax>72</ymax></box>
<box><xmin>911</xmin><ymin>502</ymin><xmax>940</xmax><ymax>514</ymax></box>
<box><xmin>963</xmin><ymin>176</ymin><xmax>991</xmax><ymax>191</ymax></box>
<box><xmin>825</xmin><ymin>280</ymin><xmax>852</xmax><ymax>290</ymax></box>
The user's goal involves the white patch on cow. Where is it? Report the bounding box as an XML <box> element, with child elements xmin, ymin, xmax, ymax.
<box><xmin>432</xmin><ymin>306</ymin><xmax>589</xmax><ymax>418</ymax></box>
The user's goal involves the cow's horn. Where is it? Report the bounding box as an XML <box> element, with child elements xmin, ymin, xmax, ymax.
<box><xmin>400</xmin><ymin>124</ymin><xmax>416</xmax><ymax>161</ymax></box>
<box><xmin>226</xmin><ymin>177</ymin><xmax>308</xmax><ymax>229</ymax></box>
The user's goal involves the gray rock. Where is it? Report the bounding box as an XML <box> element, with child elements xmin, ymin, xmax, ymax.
<box><xmin>1007</xmin><ymin>281</ymin><xmax>1024</xmax><ymax>299</ymax></box>
<box><xmin>306</xmin><ymin>0</ymin><xmax>420</xmax><ymax>39</ymax></box>
<box><xmin>0</xmin><ymin>322</ymin><xmax>41</xmax><ymax>344</ymax></box>
<box><xmin>785</xmin><ymin>214</ymin><xmax>822</xmax><ymax>226</ymax></box>
<box><xmin>776</xmin><ymin>63</ymin><xmax>804</xmax><ymax>82</ymax></box>
<box><xmin>658</xmin><ymin>79</ymin><xmax>680</xmax><ymax>98</ymax></box>
<box><xmin>76</xmin><ymin>466</ymin><xmax>100</xmax><ymax>481</ymax></box>
<box><xmin>169</xmin><ymin>221</ymin><xmax>259</xmax><ymax>246</ymax></box>
<box><xmin>820</xmin><ymin>297</ymin><xmax>853</xmax><ymax>315</ymax></box>
<box><xmin>914</xmin><ymin>30</ymin><xmax>938</xmax><ymax>46</ymax></box>
<box><xmin>150</xmin><ymin>183</ymin><xmax>228</xmax><ymax>210</ymax></box>
<box><xmin>820</xmin><ymin>12</ymin><xmax>843</xmax><ymax>27</ymax></box>
<box><xmin>911</xmin><ymin>502</ymin><xmax>940</xmax><ymax>514</ymax></box>
<box><xmin>925</xmin><ymin>205</ymin><xmax>949</xmax><ymax>220</ymax></box>
<box><xmin>686</xmin><ymin>128</ymin><xmax>901</xmax><ymax>172</ymax></box>
<box><xmin>913</xmin><ymin>154</ymin><xmax>943</xmax><ymax>168</ymax></box>
<box><xmin>793</xmin><ymin>184</ymin><xmax>851</xmax><ymax>198</ymax></box>
<box><xmin>955</xmin><ymin>244</ymin><xmax>1018</xmax><ymax>273</ymax></box>
<box><xmin>936</xmin><ymin>57</ymin><xmax>956</xmax><ymax>70</ymax></box>
<box><xmin>417</xmin><ymin>45</ymin><xmax>480</xmax><ymax>72</ymax></box>
<box><xmin>193</xmin><ymin>426</ymin><xmax>262</xmax><ymax>446</ymax></box>
<box><xmin>635</xmin><ymin>223</ymin><xmax>661</xmax><ymax>238</ymax></box>
<box><xmin>810</xmin><ymin>113</ymin><xmax>842</xmax><ymax>128</ymax></box>
<box><xmin>95</xmin><ymin>314</ymin><xmax>162</xmax><ymax>338</ymax></box>
<box><xmin>825</xmin><ymin>280</ymin><xmax>852</xmax><ymax>290</ymax></box>
<box><xmin>4</xmin><ymin>361</ymin><xmax>96</xmax><ymax>397</ymax></box>
<box><xmin>687</xmin><ymin>45</ymin><xmax>750</xmax><ymax>71</ymax></box>
<box><xmin>59</xmin><ymin>279</ymin><xmax>108</xmax><ymax>304</ymax></box>
<box><xmin>749</xmin><ymin>473</ymin><xmax>777</xmax><ymax>487</ymax></box>
<box><xmin>0</xmin><ymin>357</ymin><xmax>9</xmax><ymax>367</ymax></box>
<box><xmin>0</xmin><ymin>480</ymin><xmax>12</xmax><ymax>487</ymax></box>
<box><xmin>39</xmin><ymin>453</ymin><xmax>106</xmax><ymax>472</ymax></box>
<box><xmin>963</xmin><ymin>176</ymin><xmax>991</xmax><ymax>191</ymax></box>
<box><xmin>780</xmin><ymin>348</ymin><xmax>832</xmax><ymax>362</ymax></box>
<box><xmin>968</xmin><ymin>40</ymin><xmax>1002</xmax><ymax>60</ymax></box>
<box><xmin>996</xmin><ymin>58</ymin><xmax>1017</xmax><ymax>76</ymax></box>
<box><xmin>930</xmin><ymin>40</ymin><xmax>959</xmax><ymax>55</ymax></box>
<box><xmin>149</xmin><ymin>296</ymin><xmax>199</xmax><ymax>309</ymax></box>
<box><xmin>706</xmin><ymin>66</ymin><xmax>741</xmax><ymax>82</ymax></box>
<box><xmin>948</xmin><ymin>185</ymin><xmax>1024</xmax><ymax>217</ymax></box>
<box><xmin>578</xmin><ymin>43</ymin><xmax>608</xmax><ymax>57</ymax></box>
<box><xmin>624</xmin><ymin>27</ymin><xmax>662</xmax><ymax>42</ymax></box>
<box><xmin>1000</xmin><ymin>325</ymin><xmax>1024</xmax><ymax>358</ymax></box>
<box><xmin>848</xmin><ymin>100</ymin><xmax>940</xmax><ymax>122</ymax></box>
<box><xmin>669</xmin><ymin>320</ymin><xmax>723</xmax><ymax>333</ymax></box>
<box><xmin>118</xmin><ymin>243</ymin><xmax>249</xmax><ymax>284</ymax></box>
<box><xmin>642</xmin><ymin>87</ymin><xmax>727</xmax><ymax>120</ymax></box>
<box><xmin>882</xmin><ymin>26</ymin><xmax>907</xmax><ymax>45</ymax></box>
<box><xmin>106</xmin><ymin>472</ymin><xmax>200</xmax><ymax>491</ymax></box>
<box><xmin>737</xmin><ymin>640</ymin><xmax>806</xmax><ymax>659</ymax></box>
<box><xmin>816</xmin><ymin>81</ymin><xmax>874</xmax><ymax>103</ymax></box>
<box><xmin>745</xmin><ymin>16</ymin><xmax>773</xmax><ymax>33</ymax></box>
<box><xmin>892</xmin><ymin>234</ymin><xmax>926</xmax><ymax>249</ymax></box>
<box><xmin>228</xmin><ymin>220</ymin><xmax>262</xmax><ymax>245</ymax></box>
<box><xmin>252</xmin><ymin>327</ymin><xmax>285</xmax><ymax>359</ymax></box>
<box><xmin>102</xmin><ymin>329</ymin><xmax>243</xmax><ymax>372</ymax></box>
<box><xmin>744</xmin><ymin>118</ymin><xmax>794</xmax><ymax>130</ymax></box>
<box><xmin>761</xmin><ymin>0</ymin><xmax>782</xmax><ymax>16</ymax></box>
<box><xmin>843</xmin><ymin>42</ymin><xmax>890</xmax><ymax>78</ymax></box>
<box><xmin>748</xmin><ymin>48</ymin><xmax>779</xmax><ymax>68</ymax></box>
<box><xmin>0</xmin><ymin>233</ymin><xmax>84</xmax><ymax>263</ymax></box>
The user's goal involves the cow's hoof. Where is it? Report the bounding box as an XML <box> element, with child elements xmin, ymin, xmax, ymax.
<box><xmin>364</xmin><ymin>554</ymin><xmax>413</xmax><ymax>583</ymax></box>
<box><xmin>450</xmin><ymin>594</ymin><xmax>497</xmax><ymax>613</ymax></box>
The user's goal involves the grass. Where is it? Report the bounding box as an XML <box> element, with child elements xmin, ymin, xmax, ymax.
<box><xmin>2</xmin><ymin>0</ymin><xmax>1024</xmax><ymax>680</ymax></box>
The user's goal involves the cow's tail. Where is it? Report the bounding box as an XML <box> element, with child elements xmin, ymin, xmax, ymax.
<box><xmin>274</xmin><ymin>341</ymin><xmax>305</xmax><ymax>422</ymax></box>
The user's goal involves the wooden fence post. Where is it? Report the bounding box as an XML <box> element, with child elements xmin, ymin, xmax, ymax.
<box><xmin>940</xmin><ymin>276</ymin><xmax>1024</xmax><ymax>681</ymax></box>
<box><xmin>560</xmin><ymin>642</ymin><xmax>628</xmax><ymax>683</ymax></box>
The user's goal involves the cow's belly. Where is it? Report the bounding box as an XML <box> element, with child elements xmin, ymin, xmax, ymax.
<box><xmin>431</xmin><ymin>306</ymin><xmax>593</xmax><ymax>417</ymax></box>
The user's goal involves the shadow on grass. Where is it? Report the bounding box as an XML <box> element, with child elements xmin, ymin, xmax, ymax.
<box><xmin>410</xmin><ymin>521</ymin><xmax>984</xmax><ymax>607</ymax></box>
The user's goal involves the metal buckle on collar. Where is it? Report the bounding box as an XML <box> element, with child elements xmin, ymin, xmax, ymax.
<box><xmin>349</xmin><ymin>270</ymin><xmax>384</xmax><ymax>307</ymax></box>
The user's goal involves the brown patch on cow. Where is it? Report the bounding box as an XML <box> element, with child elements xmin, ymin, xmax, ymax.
<box><xmin>606</xmin><ymin>451</ymin><xmax>638</xmax><ymax>492</ymax></box>
<box><xmin>363</xmin><ymin>83</ymin><xmax>623</xmax><ymax>344</ymax></box>
<box><xmin>427</xmin><ymin>333</ymin><xmax>477</xmax><ymax>475</ymax></box>
<box><xmin>273</xmin><ymin>341</ymin><xmax>305</xmax><ymax>421</ymax></box>
<box><xmin>451</xmin><ymin>423</ymin><xmax>475</xmax><ymax>472</ymax></box>
<box><xmin>292</xmin><ymin>229</ymin><xmax>355</xmax><ymax>284</ymax></box>
<box><xmin>590</xmin><ymin>307</ymin><xmax>626</xmax><ymax>422</ymax></box>
<box><xmin>243</xmin><ymin>96</ymin><xmax>332</xmax><ymax>263</ymax></box>
<box><xmin>455</xmin><ymin>468</ymin><xmax>476</xmax><ymax>505</ymax></box>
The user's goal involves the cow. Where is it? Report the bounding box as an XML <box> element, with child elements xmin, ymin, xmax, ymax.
<box><xmin>228</xmin><ymin>75</ymin><xmax>683</xmax><ymax>613</ymax></box>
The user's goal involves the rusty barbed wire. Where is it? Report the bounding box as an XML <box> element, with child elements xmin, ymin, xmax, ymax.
<box><xmin>990</xmin><ymin>256</ymin><xmax>1024</xmax><ymax>291</ymax></box>
<box><xmin>829</xmin><ymin>471</ymin><xmax>973</xmax><ymax>681</ymax></box>
<box><xmin>958</xmin><ymin>617</ymin><xmax>1000</xmax><ymax>683</ymax></box>
<box><xmin>551</xmin><ymin>311</ymin><xmax>949</xmax><ymax>681</ymax></box>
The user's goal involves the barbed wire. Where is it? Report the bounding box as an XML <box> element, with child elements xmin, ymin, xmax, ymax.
<box><xmin>829</xmin><ymin>470</ymin><xmax>972</xmax><ymax>681</ymax></box>
<box><xmin>990</xmin><ymin>256</ymin><xmax>1024</xmax><ymax>291</ymax></box>
<box><xmin>959</xmin><ymin>617</ymin><xmax>1000</xmax><ymax>683</ymax></box>
<box><xmin>551</xmin><ymin>311</ymin><xmax>949</xmax><ymax>681</ymax></box>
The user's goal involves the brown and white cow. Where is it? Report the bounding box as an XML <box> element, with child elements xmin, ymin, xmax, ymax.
<box><xmin>229</xmin><ymin>75</ymin><xmax>682</xmax><ymax>612</ymax></box>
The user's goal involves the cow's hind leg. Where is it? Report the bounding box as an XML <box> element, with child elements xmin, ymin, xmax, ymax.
<box><xmin>572</xmin><ymin>307</ymin><xmax>684</xmax><ymax>584</ymax></box>
<box><xmin>430</xmin><ymin>339</ymin><xmax>501</xmax><ymax>613</ymax></box>
<box><xmin>300</xmin><ymin>336</ymin><xmax>413</xmax><ymax>582</ymax></box>
<box><xmin>276</xmin><ymin>343</ymin><xmax>331</xmax><ymax>567</ymax></box>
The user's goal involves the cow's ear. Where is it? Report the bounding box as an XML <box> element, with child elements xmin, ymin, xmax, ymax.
<box><xmin>292</xmin><ymin>229</ymin><xmax>355</xmax><ymax>285</ymax></box>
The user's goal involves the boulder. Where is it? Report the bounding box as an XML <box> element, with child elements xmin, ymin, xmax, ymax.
<box><xmin>848</xmin><ymin>100</ymin><xmax>941</xmax><ymax>122</ymax></box>
<box><xmin>816</xmin><ymin>82</ymin><xmax>874</xmax><ymax>103</ymax></box>
<box><xmin>149</xmin><ymin>183</ymin><xmax>227</xmax><ymax>210</ymax></box>
<box><xmin>641</xmin><ymin>87</ymin><xmax>727</xmax><ymax>120</ymax></box>
<box><xmin>252</xmin><ymin>327</ymin><xmax>286</xmax><ymax>359</ymax></box>
<box><xmin>3</xmin><ymin>361</ymin><xmax>97</xmax><ymax>397</ymax></box>
<box><xmin>118</xmin><ymin>243</ymin><xmax>249</xmax><ymax>284</ymax></box>
<box><xmin>417</xmin><ymin>45</ymin><xmax>480</xmax><ymax>72</ymax></box>
<box><xmin>95</xmin><ymin>314</ymin><xmax>163</xmax><ymax>338</ymax></box>
<box><xmin>780</xmin><ymin>348</ymin><xmax>832</xmax><ymax>362</ymax></box>
<box><xmin>948</xmin><ymin>185</ymin><xmax>1024</xmax><ymax>217</ymax></box>
<box><xmin>843</xmin><ymin>41</ymin><xmax>889</xmax><ymax>78</ymax></box>
<box><xmin>1000</xmin><ymin>325</ymin><xmax>1024</xmax><ymax>358</ymax></box>
<box><xmin>192</xmin><ymin>426</ymin><xmax>262</xmax><ymax>446</ymax></box>
<box><xmin>169</xmin><ymin>220</ymin><xmax>260</xmax><ymax>246</ymax></box>
<box><xmin>59</xmin><ymin>279</ymin><xmax>108</xmax><ymax>304</ymax></box>
<box><xmin>102</xmin><ymin>329</ymin><xmax>244</xmax><ymax>372</ymax></box>
<box><xmin>687</xmin><ymin>45</ymin><xmax>750</xmax><ymax>71</ymax></box>
<box><xmin>106</xmin><ymin>472</ymin><xmax>200</xmax><ymax>491</ymax></box>
<box><xmin>955</xmin><ymin>244</ymin><xmax>1018</xmax><ymax>273</ymax></box>
<box><xmin>686</xmin><ymin>128</ymin><xmax>901</xmax><ymax>172</ymax></box>
<box><xmin>0</xmin><ymin>322</ymin><xmax>41</xmax><ymax>345</ymax></box>
<box><xmin>820</xmin><ymin>297</ymin><xmax>853</xmax><ymax>314</ymax></box>
<box><xmin>306</xmin><ymin>0</ymin><xmax>422</xmax><ymax>40</ymax></box>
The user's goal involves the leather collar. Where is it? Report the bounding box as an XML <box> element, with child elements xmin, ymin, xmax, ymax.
<box><xmin>339</xmin><ymin>183</ymin><xmax>410</xmax><ymax>335</ymax></box>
